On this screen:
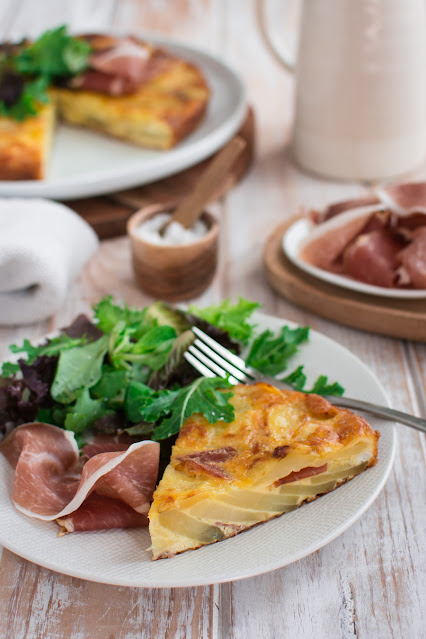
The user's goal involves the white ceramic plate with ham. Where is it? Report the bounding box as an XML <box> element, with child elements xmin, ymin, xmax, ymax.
<box><xmin>0</xmin><ymin>312</ymin><xmax>396</xmax><ymax>587</ymax></box>
<box><xmin>0</xmin><ymin>36</ymin><xmax>246</xmax><ymax>200</ymax></box>
<box><xmin>283</xmin><ymin>217</ymin><xmax>426</xmax><ymax>299</ymax></box>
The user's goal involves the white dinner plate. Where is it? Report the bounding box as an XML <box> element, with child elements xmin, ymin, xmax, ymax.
<box><xmin>283</xmin><ymin>218</ymin><xmax>426</xmax><ymax>299</ymax></box>
<box><xmin>0</xmin><ymin>311</ymin><xmax>396</xmax><ymax>587</ymax></box>
<box><xmin>0</xmin><ymin>36</ymin><xmax>246</xmax><ymax>200</ymax></box>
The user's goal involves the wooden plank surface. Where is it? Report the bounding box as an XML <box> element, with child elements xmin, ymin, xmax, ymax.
<box><xmin>0</xmin><ymin>1</ymin><xmax>425</xmax><ymax>638</ymax></box>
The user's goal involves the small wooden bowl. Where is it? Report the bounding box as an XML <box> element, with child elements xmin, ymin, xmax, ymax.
<box><xmin>127</xmin><ymin>202</ymin><xmax>219</xmax><ymax>301</ymax></box>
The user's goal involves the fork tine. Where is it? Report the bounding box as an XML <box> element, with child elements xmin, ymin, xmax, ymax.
<box><xmin>191</xmin><ymin>339</ymin><xmax>251</xmax><ymax>383</ymax></box>
<box><xmin>191</xmin><ymin>327</ymin><xmax>257</xmax><ymax>377</ymax></box>
<box><xmin>184</xmin><ymin>351</ymin><xmax>217</xmax><ymax>379</ymax></box>
<box><xmin>187</xmin><ymin>345</ymin><xmax>241</xmax><ymax>385</ymax></box>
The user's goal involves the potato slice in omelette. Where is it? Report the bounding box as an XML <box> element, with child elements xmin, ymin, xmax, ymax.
<box><xmin>148</xmin><ymin>383</ymin><xmax>379</xmax><ymax>560</ymax></box>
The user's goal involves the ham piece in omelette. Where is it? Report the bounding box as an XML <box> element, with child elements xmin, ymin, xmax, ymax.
<box><xmin>0</xmin><ymin>422</ymin><xmax>159</xmax><ymax>534</ymax></box>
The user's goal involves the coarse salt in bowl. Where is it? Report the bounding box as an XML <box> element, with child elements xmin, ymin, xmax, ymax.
<box><xmin>132</xmin><ymin>212</ymin><xmax>209</xmax><ymax>246</ymax></box>
<box><xmin>127</xmin><ymin>202</ymin><xmax>219</xmax><ymax>301</ymax></box>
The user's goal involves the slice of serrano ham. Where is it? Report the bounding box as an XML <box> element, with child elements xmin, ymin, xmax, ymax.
<box><xmin>397</xmin><ymin>227</ymin><xmax>426</xmax><ymax>289</ymax></box>
<box><xmin>376</xmin><ymin>182</ymin><xmax>426</xmax><ymax>216</ymax></box>
<box><xmin>300</xmin><ymin>188</ymin><xmax>426</xmax><ymax>289</ymax></box>
<box><xmin>299</xmin><ymin>205</ymin><xmax>379</xmax><ymax>272</ymax></box>
<box><xmin>56</xmin><ymin>494</ymin><xmax>148</xmax><ymax>535</ymax></box>
<box><xmin>314</xmin><ymin>182</ymin><xmax>426</xmax><ymax>224</ymax></box>
<box><xmin>69</xmin><ymin>35</ymin><xmax>173</xmax><ymax>96</ymax></box>
<box><xmin>0</xmin><ymin>422</ymin><xmax>159</xmax><ymax>532</ymax></box>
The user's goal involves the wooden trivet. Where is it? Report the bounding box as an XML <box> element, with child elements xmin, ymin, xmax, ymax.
<box><xmin>63</xmin><ymin>107</ymin><xmax>255</xmax><ymax>239</ymax></box>
<box><xmin>263</xmin><ymin>218</ymin><xmax>426</xmax><ymax>342</ymax></box>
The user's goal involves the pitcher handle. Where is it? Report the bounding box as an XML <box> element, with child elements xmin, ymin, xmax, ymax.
<box><xmin>255</xmin><ymin>0</ymin><xmax>296</xmax><ymax>73</ymax></box>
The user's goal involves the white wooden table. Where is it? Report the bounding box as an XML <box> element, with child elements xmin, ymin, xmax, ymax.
<box><xmin>0</xmin><ymin>2</ymin><xmax>424</xmax><ymax>637</ymax></box>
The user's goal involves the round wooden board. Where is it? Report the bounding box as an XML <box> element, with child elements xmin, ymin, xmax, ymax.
<box><xmin>263</xmin><ymin>218</ymin><xmax>426</xmax><ymax>342</ymax></box>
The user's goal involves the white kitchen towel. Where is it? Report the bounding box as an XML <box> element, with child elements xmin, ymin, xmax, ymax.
<box><xmin>0</xmin><ymin>199</ymin><xmax>99</xmax><ymax>325</ymax></box>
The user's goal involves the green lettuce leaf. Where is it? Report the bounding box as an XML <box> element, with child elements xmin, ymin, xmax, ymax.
<box><xmin>93</xmin><ymin>296</ymin><xmax>150</xmax><ymax>337</ymax></box>
<box><xmin>148</xmin><ymin>329</ymin><xmax>195</xmax><ymax>390</ymax></box>
<box><xmin>15</xmin><ymin>25</ymin><xmax>91</xmax><ymax>78</ymax></box>
<box><xmin>145</xmin><ymin>301</ymin><xmax>191</xmax><ymax>335</ymax></box>
<box><xmin>0</xmin><ymin>75</ymin><xmax>49</xmax><ymax>121</ymax></box>
<box><xmin>51</xmin><ymin>336</ymin><xmax>109</xmax><ymax>404</ymax></box>
<box><xmin>64</xmin><ymin>388</ymin><xmax>110</xmax><ymax>435</ymax></box>
<box><xmin>109</xmin><ymin>325</ymin><xmax>176</xmax><ymax>371</ymax></box>
<box><xmin>188</xmin><ymin>297</ymin><xmax>260</xmax><ymax>344</ymax></box>
<box><xmin>91</xmin><ymin>368</ymin><xmax>129</xmax><ymax>408</ymax></box>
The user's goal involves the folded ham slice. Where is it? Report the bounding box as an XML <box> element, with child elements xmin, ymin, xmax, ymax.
<box><xmin>342</xmin><ymin>229</ymin><xmax>406</xmax><ymax>288</ymax></box>
<box><xmin>0</xmin><ymin>423</ymin><xmax>159</xmax><ymax>533</ymax></box>
<box><xmin>299</xmin><ymin>206</ymin><xmax>379</xmax><ymax>273</ymax></box>
<box><xmin>397</xmin><ymin>227</ymin><xmax>426</xmax><ymax>289</ymax></box>
<box><xmin>301</xmin><ymin>183</ymin><xmax>426</xmax><ymax>290</ymax></box>
<box><xmin>315</xmin><ymin>182</ymin><xmax>426</xmax><ymax>224</ymax></box>
<box><xmin>70</xmin><ymin>35</ymin><xmax>172</xmax><ymax>96</ymax></box>
<box><xmin>376</xmin><ymin>182</ymin><xmax>426</xmax><ymax>216</ymax></box>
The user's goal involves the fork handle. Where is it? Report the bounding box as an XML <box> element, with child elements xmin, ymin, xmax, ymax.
<box><xmin>323</xmin><ymin>395</ymin><xmax>426</xmax><ymax>433</ymax></box>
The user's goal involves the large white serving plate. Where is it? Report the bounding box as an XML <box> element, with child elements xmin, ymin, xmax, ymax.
<box><xmin>0</xmin><ymin>311</ymin><xmax>396</xmax><ymax>587</ymax></box>
<box><xmin>283</xmin><ymin>218</ymin><xmax>426</xmax><ymax>299</ymax></box>
<box><xmin>0</xmin><ymin>36</ymin><xmax>246</xmax><ymax>200</ymax></box>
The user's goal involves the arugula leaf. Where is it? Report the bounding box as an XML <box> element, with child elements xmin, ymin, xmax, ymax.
<box><xmin>246</xmin><ymin>326</ymin><xmax>310</xmax><ymax>376</ymax></box>
<box><xmin>1</xmin><ymin>361</ymin><xmax>20</xmax><ymax>377</ymax></box>
<box><xmin>281</xmin><ymin>365</ymin><xmax>307</xmax><ymax>390</ymax></box>
<box><xmin>124</xmin><ymin>377</ymin><xmax>234</xmax><ymax>439</ymax></box>
<box><xmin>15</xmin><ymin>25</ymin><xmax>91</xmax><ymax>79</ymax></box>
<box><xmin>188</xmin><ymin>297</ymin><xmax>260</xmax><ymax>344</ymax></box>
<box><xmin>307</xmin><ymin>376</ymin><xmax>344</xmax><ymax>396</ymax></box>
<box><xmin>281</xmin><ymin>366</ymin><xmax>344</xmax><ymax>396</ymax></box>
<box><xmin>8</xmin><ymin>334</ymin><xmax>87</xmax><ymax>365</ymax></box>
<box><xmin>150</xmin><ymin>377</ymin><xmax>235</xmax><ymax>441</ymax></box>
<box><xmin>51</xmin><ymin>336</ymin><xmax>109</xmax><ymax>404</ymax></box>
<box><xmin>124</xmin><ymin>381</ymin><xmax>162</xmax><ymax>423</ymax></box>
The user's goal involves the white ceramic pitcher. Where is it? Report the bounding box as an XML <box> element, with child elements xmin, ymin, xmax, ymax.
<box><xmin>256</xmin><ymin>0</ymin><xmax>426</xmax><ymax>181</ymax></box>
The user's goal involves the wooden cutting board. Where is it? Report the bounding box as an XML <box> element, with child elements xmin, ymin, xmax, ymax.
<box><xmin>63</xmin><ymin>108</ymin><xmax>255</xmax><ymax>239</ymax></box>
<box><xmin>263</xmin><ymin>218</ymin><xmax>426</xmax><ymax>342</ymax></box>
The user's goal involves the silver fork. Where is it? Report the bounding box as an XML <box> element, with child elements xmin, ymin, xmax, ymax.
<box><xmin>184</xmin><ymin>326</ymin><xmax>426</xmax><ymax>433</ymax></box>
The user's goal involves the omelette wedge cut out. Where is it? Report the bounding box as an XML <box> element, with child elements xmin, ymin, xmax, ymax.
<box><xmin>148</xmin><ymin>383</ymin><xmax>379</xmax><ymax>560</ymax></box>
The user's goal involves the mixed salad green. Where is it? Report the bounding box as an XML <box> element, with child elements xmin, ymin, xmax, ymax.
<box><xmin>0</xmin><ymin>297</ymin><xmax>344</xmax><ymax>453</ymax></box>
<box><xmin>0</xmin><ymin>25</ymin><xmax>91</xmax><ymax>120</ymax></box>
